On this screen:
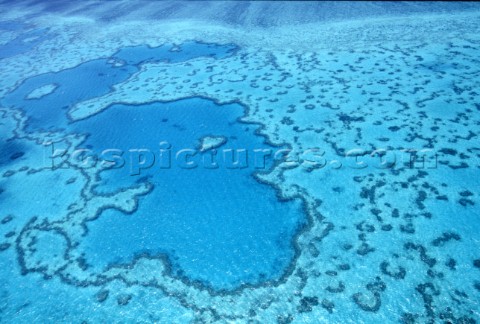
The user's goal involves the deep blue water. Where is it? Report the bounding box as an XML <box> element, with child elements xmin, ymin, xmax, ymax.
<box><xmin>74</xmin><ymin>99</ymin><xmax>304</xmax><ymax>290</ymax></box>
<box><xmin>0</xmin><ymin>27</ymin><xmax>54</xmax><ymax>60</ymax></box>
<box><xmin>1</xmin><ymin>41</ymin><xmax>237</xmax><ymax>132</ymax></box>
<box><xmin>2</xmin><ymin>60</ymin><xmax>137</xmax><ymax>131</ymax></box>
<box><xmin>0</xmin><ymin>20</ymin><xmax>27</xmax><ymax>31</ymax></box>
<box><xmin>6</xmin><ymin>1</ymin><xmax>480</xmax><ymax>26</ymax></box>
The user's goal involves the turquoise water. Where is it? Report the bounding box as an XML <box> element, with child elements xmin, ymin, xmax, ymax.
<box><xmin>1</xmin><ymin>1</ymin><xmax>480</xmax><ymax>323</ymax></box>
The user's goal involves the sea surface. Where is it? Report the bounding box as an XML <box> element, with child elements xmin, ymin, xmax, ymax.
<box><xmin>0</xmin><ymin>1</ymin><xmax>479</xmax><ymax>323</ymax></box>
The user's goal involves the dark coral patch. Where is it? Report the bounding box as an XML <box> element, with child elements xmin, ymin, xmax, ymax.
<box><xmin>298</xmin><ymin>296</ymin><xmax>319</xmax><ymax>313</ymax></box>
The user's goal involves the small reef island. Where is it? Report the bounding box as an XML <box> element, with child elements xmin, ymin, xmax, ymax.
<box><xmin>25</xmin><ymin>83</ymin><xmax>58</xmax><ymax>100</ymax></box>
<box><xmin>198</xmin><ymin>135</ymin><xmax>228</xmax><ymax>152</ymax></box>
